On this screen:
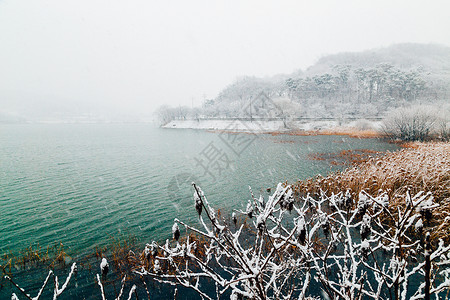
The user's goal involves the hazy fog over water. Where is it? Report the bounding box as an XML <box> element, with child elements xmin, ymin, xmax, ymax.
<box><xmin>1</xmin><ymin>0</ymin><xmax>449</xmax><ymax>122</ymax></box>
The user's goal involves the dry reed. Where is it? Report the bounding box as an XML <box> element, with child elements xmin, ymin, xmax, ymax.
<box><xmin>294</xmin><ymin>142</ymin><xmax>450</xmax><ymax>241</ymax></box>
<box><xmin>267</xmin><ymin>128</ymin><xmax>381</xmax><ymax>138</ymax></box>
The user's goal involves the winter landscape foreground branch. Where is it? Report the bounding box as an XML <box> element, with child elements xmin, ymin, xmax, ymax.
<box><xmin>130</xmin><ymin>183</ymin><xmax>450</xmax><ymax>299</ymax></box>
<box><xmin>8</xmin><ymin>182</ymin><xmax>450</xmax><ymax>299</ymax></box>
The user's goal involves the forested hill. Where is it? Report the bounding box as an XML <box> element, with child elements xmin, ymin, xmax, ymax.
<box><xmin>308</xmin><ymin>43</ymin><xmax>450</xmax><ymax>74</ymax></box>
<box><xmin>197</xmin><ymin>43</ymin><xmax>450</xmax><ymax>120</ymax></box>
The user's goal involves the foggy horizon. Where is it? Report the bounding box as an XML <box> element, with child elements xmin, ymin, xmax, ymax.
<box><xmin>1</xmin><ymin>0</ymin><xmax>450</xmax><ymax>122</ymax></box>
<box><xmin>1</xmin><ymin>1</ymin><xmax>450</xmax><ymax>298</ymax></box>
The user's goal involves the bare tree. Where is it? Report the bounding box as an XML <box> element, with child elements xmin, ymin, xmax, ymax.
<box><xmin>155</xmin><ymin>105</ymin><xmax>177</xmax><ymax>126</ymax></box>
<box><xmin>382</xmin><ymin>105</ymin><xmax>439</xmax><ymax>141</ymax></box>
<box><xmin>273</xmin><ymin>97</ymin><xmax>302</xmax><ymax>118</ymax></box>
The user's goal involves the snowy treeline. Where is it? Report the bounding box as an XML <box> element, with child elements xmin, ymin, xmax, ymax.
<box><xmin>157</xmin><ymin>44</ymin><xmax>450</xmax><ymax>124</ymax></box>
<box><xmin>202</xmin><ymin>64</ymin><xmax>437</xmax><ymax>119</ymax></box>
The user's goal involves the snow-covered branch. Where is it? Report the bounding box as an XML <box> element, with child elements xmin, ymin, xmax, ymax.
<box><xmin>136</xmin><ymin>183</ymin><xmax>449</xmax><ymax>299</ymax></box>
<box><xmin>7</xmin><ymin>183</ymin><xmax>449</xmax><ymax>299</ymax></box>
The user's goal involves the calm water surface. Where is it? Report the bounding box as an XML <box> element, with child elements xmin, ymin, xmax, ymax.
<box><xmin>0</xmin><ymin>124</ymin><xmax>400</xmax><ymax>298</ymax></box>
<box><xmin>0</xmin><ymin>124</ymin><xmax>400</xmax><ymax>256</ymax></box>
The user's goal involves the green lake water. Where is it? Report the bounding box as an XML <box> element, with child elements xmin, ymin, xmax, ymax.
<box><xmin>0</xmin><ymin>123</ymin><xmax>399</xmax><ymax>298</ymax></box>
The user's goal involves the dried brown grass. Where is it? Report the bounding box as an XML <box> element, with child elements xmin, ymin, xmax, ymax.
<box><xmin>294</xmin><ymin>142</ymin><xmax>450</xmax><ymax>241</ymax></box>
<box><xmin>309</xmin><ymin>149</ymin><xmax>383</xmax><ymax>166</ymax></box>
<box><xmin>1</xmin><ymin>243</ymin><xmax>71</xmax><ymax>271</ymax></box>
<box><xmin>267</xmin><ymin>128</ymin><xmax>381</xmax><ymax>138</ymax></box>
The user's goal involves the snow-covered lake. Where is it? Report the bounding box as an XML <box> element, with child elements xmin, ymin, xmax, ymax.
<box><xmin>0</xmin><ymin>124</ymin><xmax>399</xmax><ymax>257</ymax></box>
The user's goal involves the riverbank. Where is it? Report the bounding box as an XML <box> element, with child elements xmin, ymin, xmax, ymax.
<box><xmin>295</xmin><ymin>141</ymin><xmax>450</xmax><ymax>242</ymax></box>
<box><xmin>162</xmin><ymin>118</ymin><xmax>383</xmax><ymax>137</ymax></box>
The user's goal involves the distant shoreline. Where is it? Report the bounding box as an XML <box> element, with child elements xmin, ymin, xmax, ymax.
<box><xmin>162</xmin><ymin>118</ymin><xmax>383</xmax><ymax>138</ymax></box>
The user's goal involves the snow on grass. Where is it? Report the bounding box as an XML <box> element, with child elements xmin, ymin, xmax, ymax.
<box><xmin>295</xmin><ymin>142</ymin><xmax>450</xmax><ymax>242</ymax></box>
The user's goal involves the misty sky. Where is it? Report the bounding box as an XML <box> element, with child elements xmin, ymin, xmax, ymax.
<box><xmin>1</xmin><ymin>0</ymin><xmax>449</xmax><ymax>120</ymax></box>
